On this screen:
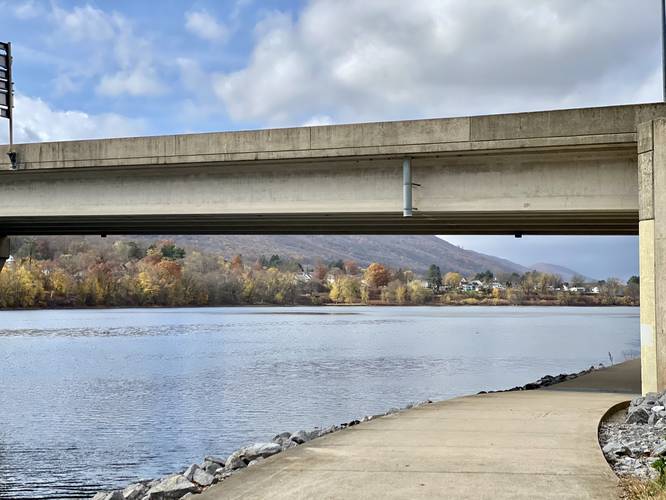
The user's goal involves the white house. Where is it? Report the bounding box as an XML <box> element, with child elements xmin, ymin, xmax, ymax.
<box><xmin>461</xmin><ymin>280</ymin><xmax>484</xmax><ymax>292</ymax></box>
<box><xmin>295</xmin><ymin>272</ymin><xmax>312</xmax><ymax>283</ymax></box>
<box><xmin>3</xmin><ymin>254</ymin><xmax>15</xmax><ymax>269</ymax></box>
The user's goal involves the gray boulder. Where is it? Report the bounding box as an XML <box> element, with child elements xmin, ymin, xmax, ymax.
<box><xmin>279</xmin><ymin>439</ymin><xmax>297</xmax><ymax>451</ymax></box>
<box><xmin>215</xmin><ymin>469</ymin><xmax>233</xmax><ymax>479</ymax></box>
<box><xmin>627</xmin><ymin>407</ymin><xmax>650</xmax><ymax>424</ymax></box>
<box><xmin>204</xmin><ymin>455</ymin><xmax>225</xmax><ymax>467</ymax></box>
<box><xmin>244</xmin><ymin>442</ymin><xmax>281</xmax><ymax>459</ymax></box>
<box><xmin>182</xmin><ymin>464</ymin><xmax>215</xmax><ymax>487</ymax></box>
<box><xmin>272</xmin><ymin>432</ymin><xmax>291</xmax><ymax>442</ymax></box>
<box><xmin>225</xmin><ymin>442</ymin><xmax>282</xmax><ymax>471</ymax></box>
<box><xmin>201</xmin><ymin>460</ymin><xmax>218</xmax><ymax>475</ymax></box>
<box><xmin>602</xmin><ymin>441</ymin><xmax>631</xmax><ymax>457</ymax></box>
<box><xmin>319</xmin><ymin>425</ymin><xmax>338</xmax><ymax>436</ymax></box>
<box><xmin>192</xmin><ymin>468</ymin><xmax>215</xmax><ymax>487</ymax></box>
<box><xmin>272</xmin><ymin>436</ymin><xmax>290</xmax><ymax>447</ymax></box>
<box><xmin>201</xmin><ymin>456</ymin><xmax>225</xmax><ymax>475</ymax></box>
<box><xmin>183</xmin><ymin>464</ymin><xmax>199</xmax><ymax>482</ymax></box>
<box><xmin>92</xmin><ymin>492</ymin><xmax>123</xmax><ymax>500</ymax></box>
<box><xmin>122</xmin><ymin>482</ymin><xmax>149</xmax><ymax>500</ymax></box>
<box><xmin>290</xmin><ymin>430</ymin><xmax>310</xmax><ymax>444</ymax></box>
<box><xmin>145</xmin><ymin>474</ymin><xmax>198</xmax><ymax>499</ymax></box>
<box><xmin>653</xmin><ymin>442</ymin><xmax>666</xmax><ymax>456</ymax></box>
<box><xmin>646</xmin><ymin>392</ymin><xmax>660</xmax><ymax>403</ymax></box>
<box><xmin>224</xmin><ymin>449</ymin><xmax>248</xmax><ymax>471</ymax></box>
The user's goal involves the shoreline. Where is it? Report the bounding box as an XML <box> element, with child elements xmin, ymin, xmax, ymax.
<box><xmin>0</xmin><ymin>302</ymin><xmax>640</xmax><ymax>312</ymax></box>
<box><xmin>90</xmin><ymin>364</ymin><xmax>604</xmax><ymax>500</ymax></box>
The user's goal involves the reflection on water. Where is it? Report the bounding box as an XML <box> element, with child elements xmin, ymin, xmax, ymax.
<box><xmin>0</xmin><ymin>306</ymin><xmax>639</xmax><ymax>499</ymax></box>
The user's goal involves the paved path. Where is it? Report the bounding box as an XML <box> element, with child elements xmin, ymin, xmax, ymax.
<box><xmin>199</xmin><ymin>360</ymin><xmax>640</xmax><ymax>499</ymax></box>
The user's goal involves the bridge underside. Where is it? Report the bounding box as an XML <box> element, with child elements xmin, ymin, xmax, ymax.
<box><xmin>0</xmin><ymin>210</ymin><xmax>638</xmax><ymax>235</ymax></box>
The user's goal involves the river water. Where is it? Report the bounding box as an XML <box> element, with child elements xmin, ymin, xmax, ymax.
<box><xmin>0</xmin><ymin>306</ymin><xmax>639</xmax><ymax>499</ymax></box>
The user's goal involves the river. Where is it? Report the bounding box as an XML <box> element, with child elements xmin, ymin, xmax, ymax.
<box><xmin>0</xmin><ymin>306</ymin><xmax>639</xmax><ymax>499</ymax></box>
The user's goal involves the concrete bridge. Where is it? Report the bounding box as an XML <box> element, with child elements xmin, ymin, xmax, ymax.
<box><xmin>0</xmin><ymin>102</ymin><xmax>664</xmax><ymax>393</ymax></box>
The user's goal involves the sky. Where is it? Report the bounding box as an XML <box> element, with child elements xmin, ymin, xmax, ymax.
<box><xmin>1</xmin><ymin>0</ymin><xmax>661</xmax><ymax>279</ymax></box>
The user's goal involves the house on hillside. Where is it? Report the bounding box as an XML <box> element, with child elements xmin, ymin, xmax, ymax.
<box><xmin>295</xmin><ymin>272</ymin><xmax>312</xmax><ymax>283</ymax></box>
<box><xmin>461</xmin><ymin>280</ymin><xmax>484</xmax><ymax>292</ymax></box>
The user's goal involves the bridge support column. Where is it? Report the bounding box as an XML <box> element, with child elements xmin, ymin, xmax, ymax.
<box><xmin>638</xmin><ymin>119</ymin><xmax>666</xmax><ymax>393</ymax></box>
<box><xmin>0</xmin><ymin>236</ymin><xmax>8</xmax><ymax>272</ymax></box>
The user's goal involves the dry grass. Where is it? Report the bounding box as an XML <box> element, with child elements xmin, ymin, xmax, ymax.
<box><xmin>620</xmin><ymin>477</ymin><xmax>666</xmax><ymax>499</ymax></box>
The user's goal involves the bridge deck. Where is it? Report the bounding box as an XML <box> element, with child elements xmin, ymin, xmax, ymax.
<box><xmin>0</xmin><ymin>103</ymin><xmax>662</xmax><ymax>236</ymax></box>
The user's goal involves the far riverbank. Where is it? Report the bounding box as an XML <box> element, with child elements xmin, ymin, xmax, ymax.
<box><xmin>0</xmin><ymin>295</ymin><xmax>639</xmax><ymax>311</ymax></box>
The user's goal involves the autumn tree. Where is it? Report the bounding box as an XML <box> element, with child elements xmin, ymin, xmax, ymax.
<box><xmin>364</xmin><ymin>263</ymin><xmax>391</xmax><ymax>288</ymax></box>
<box><xmin>329</xmin><ymin>276</ymin><xmax>361</xmax><ymax>304</ymax></box>
<box><xmin>382</xmin><ymin>279</ymin><xmax>406</xmax><ymax>304</ymax></box>
<box><xmin>601</xmin><ymin>277</ymin><xmax>623</xmax><ymax>299</ymax></box>
<box><xmin>113</xmin><ymin>240</ymin><xmax>144</xmax><ymax>261</ymax></box>
<box><xmin>408</xmin><ymin>281</ymin><xmax>431</xmax><ymax>304</ymax></box>
<box><xmin>230</xmin><ymin>254</ymin><xmax>244</xmax><ymax>273</ymax></box>
<box><xmin>313</xmin><ymin>262</ymin><xmax>328</xmax><ymax>281</ymax></box>
<box><xmin>343</xmin><ymin>260</ymin><xmax>359</xmax><ymax>275</ymax></box>
<box><xmin>443</xmin><ymin>272</ymin><xmax>462</xmax><ymax>288</ymax></box>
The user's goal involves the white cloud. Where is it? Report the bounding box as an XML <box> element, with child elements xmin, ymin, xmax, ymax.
<box><xmin>213</xmin><ymin>0</ymin><xmax>662</xmax><ymax>126</ymax></box>
<box><xmin>185</xmin><ymin>10</ymin><xmax>228</xmax><ymax>42</ymax></box>
<box><xmin>50</xmin><ymin>4</ymin><xmax>167</xmax><ymax>97</ymax></box>
<box><xmin>97</xmin><ymin>66</ymin><xmax>166</xmax><ymax>97</ymax></box>
<box><xmin>51</xmin><ymin>4</ymin><xmax>119</xmax><ymax>42</ymax></box>
<box><xmin>12</xmin><ymin>0</ymin><xmax>42</xmax><ymax>19</ymax></box>
<box><xmin>0</xmin><ymin>94</ymin><xmax>146</xmax><ymax>143</ymax></box>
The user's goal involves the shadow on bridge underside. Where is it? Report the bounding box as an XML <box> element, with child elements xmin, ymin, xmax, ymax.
<box><xmin>0</xmin><ymin>210</ymin><xmax>638</xmax><ymax>236</ymax></box>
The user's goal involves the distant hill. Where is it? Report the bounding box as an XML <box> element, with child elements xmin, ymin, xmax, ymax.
<box><xmin>22</xmin><ymin>235</ymin><xmax>593</xmax><ymax>278</ymax></box>
<box><xmin>123</xmin><ymin>235</ymin><xmax>529</xmax><ymax>276</ymax></box>
<box><xmin>529</xmin><ymin>262</ymin><xmax>591</xmax><ymax>282</ymax></box>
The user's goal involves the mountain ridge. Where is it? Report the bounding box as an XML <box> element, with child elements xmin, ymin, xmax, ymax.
<box><xmin>20</xmin><ymin>235</ymin><xmax>590</xmax><ymax>278</ymax></box>
<box><xmin>528</xmin><ymin>262</ymin><xmax>593</xmax><ymax>282</ymax></box>
<box><xmin>139</xmin><ymin>235</ymin><xmax>531</xmax><ymax>276</ymax></box>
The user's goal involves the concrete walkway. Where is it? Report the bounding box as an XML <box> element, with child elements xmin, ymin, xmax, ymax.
<box><xmin>198</xmin><ymin>360</ymin><xmax>640</xmax><ymax>499</ymax></box>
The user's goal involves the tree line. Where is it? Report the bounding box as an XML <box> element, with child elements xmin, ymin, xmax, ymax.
<box><xmin>0</xmin><ymin>238</ymin><xmax>639</xmax><ymax>308</ymax></box>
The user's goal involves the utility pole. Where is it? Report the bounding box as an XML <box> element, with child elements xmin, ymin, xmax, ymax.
<box><xmin>0</xmin><ymin>41</ymin><xmax>15</xmax><ymax>168</ymax></box>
